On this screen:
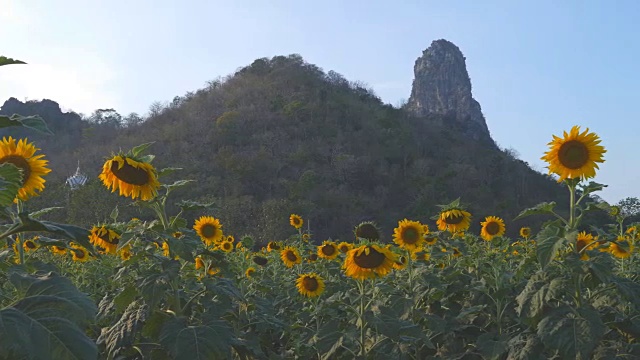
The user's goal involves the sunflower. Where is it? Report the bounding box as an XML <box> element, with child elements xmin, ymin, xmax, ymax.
<box><xmin>317</xmin><ymin>240</ymin><xmax>339</xmax><ymax>260</ymax></box>
<box><xmin>172</xmin><ymin>231</ymin><xmax>183</xmax><ymax>239</ymax></box>
<box><xmin>436</xmin><ymin>209</ymin><xmax>472</xmax><ymax>233</ymax></box>
<box><xmin>424</xmin><ymin>234</ymin><xmax>438</xmax><ymax>246</ymax></box>
<box><xmin>89</xmin><ymin>225</ymin><xmax>121</xmax><ymax>254</ymax></box>
<box><xmin>413</xmin><ymin>251</ymin><xmax>430</xmax><ymax>261</ymax></box>
<box><xmin>393</xmin><ymin>219</ymin><xmax>425</xmax><ymax>251</ymax></box>
<box><xmin>252</xmin><ymin>255</ymin><xmax>268</xmax><ymax>266</ymax></box>
<box><xmin>99</xmin><ymin>154</ymin><xmax>160</xmax><ymax>200</ymax></box>
<box><xmin>520</xmin><ymin>227</ymin><xmax>531</xmax><ymax>239</ymax></box>
<box><xmin>245</xmin><ymin>267</ymin><xmax>256</xmax><ymax>278</ymax></box>
<box><xmin>480</xmin><ymin>216</ymin><xmax>506</xmax><ymax>241</ymax></box>
<box><xmin>193</xmin><ymin>216</ymin><xmax>224</xmax><ymax>246</ymax></box>
<box><xmin>575</xmin><ymin>231</ymin><xmax>597</xmax><ymax>260</ymax></box>
<box><xmin>23</xmin><ymin>238</ymin><xmax>38</xmax><ymax>252</ymax></box>
<box><xmin>452</xmin><ymin>247</ymin><xmax>462</xmax><ymax>258</ymax></box>
<box><xmin>162</xmin><ymin>242</ymin><xmax>171</xmax><ymax>257</ymax></box>
<box><xmin>119</xmin><ymin>245</ymin><xmax>132</xmax><ymax>261</ymax></box>
<box><xmin>50</xmin><ymin>245</ymin><xmax>67</xmax><ymax>255</ymax></box>
<box><xmin>343</xmin><ymin>244</ymin><xmax>397</xmax><ymax>280</ymax></box>
<box><xmin>281</xmin><ymin>246</ymin><xmax>302</xmax><ymax>267</ymax></box>
<box><xmin>393</xmin><ymin>255</ymin><xmax>408</xmax><ymax>270</ymax></box>
<box><xmin>290</xmin><ymin>214</ymin><xmax>303</xmax><ymax>229</ymax></box>
<box><xmin>0</xmin><ymin>137</ymin><xmax>51</xmax><ymax>202</ymax></box>
<box><xmin>195</xmin><ymin>256</ymin><xmax>205</xmax><ymax>270</ymax></box>
<box><xmin>267</xmin><ymin>241</ymin><xmax>281</xmax><ymax>252</ymax></box>
<box><xmin>307</xmin><ymin>253</ymin><xmax>319</xmax><ymax>262</ymax></box>
<box><xmin>626</xmin><ymin>226</ymin><xmax>639</xmax><ymax>240</ymax></box>
<box><xmin>70</xmin><ymin>244</ymin><xmax>90</xmax><ymax>262</ymax></box>
<box><xmin>207</xmin><ymin>267</ymin><xmax>220</xmax><ymax>277</ymax></box>
<box><xmin>609</xmin><ymin>236</ymin><xmax>634</xmax><ymax>259</ymax></box>
<box><xmin>296</xmin><ymin>273</ymin><xmax>325</xmax><ymax>297</ymax></box>
<box><xmin>354</xmin><ymin>221</ymin><xmax>381</xmax><ymax>241</ymax></box>
<box><xmin>235</xmin><ymin>242</ymin><xmax>244</xmax><ymax>250</ymax></box>
<box><xmin>226</xmin><ymin>235</ymin><xmax>235</xmax><ymax>243</ymax></box>
<box><xmin>220</xmin><ymin>240</ymin><xmax>234</xmax><ymax>253</ymax></box>
<box><xmin>338</xmin><ymin>241</ymin><xmax>353</xmax><ymax>253</ymax></box>
<box><xmin>302</xmin><ymin>233</ymin><xmax>310</xmax><ymax>242</ymax></box>
<box><xmin>541</xmin><ymin>125</ymin><xmax>606</xmax><ymax>182</ymax></box>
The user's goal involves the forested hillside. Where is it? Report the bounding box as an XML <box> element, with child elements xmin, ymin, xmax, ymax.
<box><xmin>1</xmin><ymin>54</ymin><xmax>581</xmax><ymax>243</ymax></box>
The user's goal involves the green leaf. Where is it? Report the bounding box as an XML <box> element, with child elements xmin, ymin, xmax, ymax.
<box><xmin>165</xmin><ymin>236</ymin><xmax>195</xmax><ymax>262</ymax></box>
<box><xmin>28</xmin><ymin>207</ymin><xmax>64</xmax><ymax>219</ymax></box>
<box><xmin>113</xmin><ymin>285</ymin><xmax>139</xmax><ymax>314</ymax></box>
<box><xmin>176</xmin><ymin>200</ymin><xmax>215</xmax><ymax>211</ymax></box>
<box><xmin>15</xmin><ymin>214</ymin><xmax>96</xmax><ymax>255</ymax></box>
<box><xmin>535</xmin><ymin>224</ymin><xmax>566</xmax><ymax>269</ymax></box>
<box><xmin>131</xmin><ymin>142</ymin><xmax>154</xmax><ymax>157</ymax></box>
<box><xmin>507</xmin><ymin>334</ymin><xmax>546</xmax><ymax>360</ymax></box>
<box><xmin>157</xmin><ymin>167</ymin><xmax>182</xmax><ymax>178</ymax></box>
<box><xmin>0</xmin><ymin>271</ymin><xmax>98</xmax><ymax>360</ymax></box>
<box><xmin>612</xmin><ymin>277</ymin><xmax>640</xmax><ymax>308</ymax></box>
<box><xmin>578</xmin><ymin>181</ymin><xmax>606</xmax><ymax>196</ymax></box>
<box><xmin>514</xmin><ymin>202</ymin><xmax>557</xmax><ymax>220</ymax></box>
<box><xmin>162</xmin><ymin>180</ymin><xmax>195</xmax><ymax>191</ymax></box>
<box><xmin>110</xmin><ymin>205</ymin><xmax>119</xmax><ymax>222</ymax></box>
<box><xmin>160</xmin><ymin>317</ymin><xmax>233</xmax><ymax>360</ymax></box>
<box><xmin>0</xmin><ymin>56</ymin><xmax>26</xmax><ymax>66</ymax></box>
<box><xmin>516</xmin><ymin>272</ymin><xmax>565</xmax><ymax>320</ymax></box>
<box><xmin>476</xmin><ymin>332</ymin><xmax>508</xmax><ymax>360</ymax></box>
<box><xmin>537</xmin><ymin>305</ymin><xmax>605</xmax><ymax>359</ymax></box>
<box><xmin>0</xmin><ymin>163</ymin><xmax>22</xmax><ymax>206</ymax></box>
<box><xmin>0</xmin><ymin>114</ymin><xmax>53</xmax><ymax>134</ymax></box>
<box><xmin>97</xmin><ymin>301</ymin><xmax>149</xmax><ymax>359</ymax></box>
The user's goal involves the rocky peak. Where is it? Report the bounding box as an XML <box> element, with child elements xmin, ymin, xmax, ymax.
<box><xmin>406</xmin><ymin>39</ymin><xmax>492</xmax><ymax>143</ymax></box>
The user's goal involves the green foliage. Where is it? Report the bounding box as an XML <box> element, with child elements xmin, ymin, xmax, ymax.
<box><xmin>0</xmin><ymin>163</ymin><xmax>22</xmax><ymax>207</ymax></box>
<box><xmin>0</xmin><ymin>271</ymin><xmax>97</xmax><ymax>359</ymax></box>
<box><xmin>0</xmin><ymin>56</ymin><xmax>26</xmax><ymax>66</ymax></box>
<box><xmin>0</xmin><ymin>114</ymin><xmax>53</xmax><ymax>134</ymax></box>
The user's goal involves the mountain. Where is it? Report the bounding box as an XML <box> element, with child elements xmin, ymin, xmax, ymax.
<box><xmin>407</xmin><ymin>39</ymin><xmax>492</xmax><ymax>144</ymax></box>
<box><xmin>1</xmin><ymin>42</ymin><xmax>576</xmax><ymax>244</ymax></box>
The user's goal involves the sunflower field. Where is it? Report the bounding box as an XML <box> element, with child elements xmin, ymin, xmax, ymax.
<box><xmin>1</xmin><ymin>57</ymin><xmax>639</xmax><ymax>360</ymax></box>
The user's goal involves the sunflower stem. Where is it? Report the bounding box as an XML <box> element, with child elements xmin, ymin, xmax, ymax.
<box><xmin>357</xmin><ymin>279</ymin><xmax>368</xmax><ymax>357</ymax></box>
<box><xmin>567</xmin><ymin>181</ymin><xmax>577</xmax><ymax>230</ymax></box>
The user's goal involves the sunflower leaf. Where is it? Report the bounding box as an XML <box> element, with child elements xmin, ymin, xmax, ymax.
<box><xmin>578</xmin><ymin>181</ymin><xmax>606</xmax><ymax>196</ymax></box>
<box><xmin>157</xmin><ymin>167</ymin><xmax>182</xmax><ymax>178</ymax></box>
<box><xmin>176</xmin><ymin>200</ymin><xmax>215</xmax><ymax>211</ymax></box>
<box><xmin>130</xmin><ymin>142</ymin><xmax>154</xmax><ymax>157</ymax></box>
<box><xmin>28</xmin><ymin>207</ymin><xmax>64</xmax><ymax>218</ymax></box>
<box><xmin>162</xmin><ymin>180</ymin><xmax>195</xmax><ymax>191</ymax></box>
<box><xmin>159</xmin><ymin>317</ymin><xmax>233</xmax><ymax>360</ymax></box>
<box><xmin>15</xmin><ymin>214</ymin><xmax>97</xmax><ymax>256</ymax></box>
<box><xmin>0</xmin><ymin>163</ymin><xmax>22</xmax><ymax>207</ymax></box>
<box><xmin>537</xmin><ymin>305</ymin><xmax>605</xmax><ymax>359</ymax></box>
<box><xmin>476</xmin><ymin>332</ymin><xmax>509</xmax><ymax>360</ymax></box>
<box><xmin>0</xmin><ymin>271</ymin><xmax>97</xmax><ymax>360</ymax></box>
<box><xmin>0</xmin><ymin>56</ymin><xmax>26</xmax><ymax>66</ymax></box>
<box><xmin>0</xmin><ymin>114</ymin><xmax>53</xmax><ymax>134</ymax></box>
<box><xmin>535</xmin><ymin>223</ymin><xmax>565</xmax><ymax>269</ymax></box>
<box><xmin>514</xmin><ymin>202</ymin><xmax>557</xmax><ymax>220</ymax></box>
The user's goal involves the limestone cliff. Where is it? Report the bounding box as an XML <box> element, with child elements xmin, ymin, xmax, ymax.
<box><xmin>406</xmin><ymin>39</ymin><xmax>492</xmax><ymax>143</ymax></box>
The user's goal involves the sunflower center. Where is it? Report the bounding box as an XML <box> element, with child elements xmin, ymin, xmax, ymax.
<box><xmin>286</xmin><ymin>251</ymin><xmax>298</xmax><ymax>262</ymax></box>
<box><xmin>485</xmin><ymin>222</ymin><xmax>501</xmax><ymax>236</ymax></box>
<box><xmin>100</xmin><ymin>235</ymin><xmax>120</xmax><ymax>245</ymax></box>
<box><xmin>253</xmin><ymin>256</ymin><xmax>268</xmax><ymax>266</ymax></box>
<box><xmin>401</xmin><ymin>227</ymin><xmax>420</xmax><ymax>244</ymax></box>
<box><xmin>444</xmin><ymin>214</ymin><xmax>464</xmax><ymax>225</ymax></box>
<box><xmin>576</xmin><ymin>239</ymin><xmax>587</xmax><ymax>252</ymax></box>
<box><xmin>339</xmin><ymin>245</ymin><xmax>349</xmax><ymax>253</ymax></box>
<box><xmin>110</xmin><ymin>159</ymin><xmax>150</xmax><ymax>185</ymax></box>
<box><xmin>558</xmin><ymin>140</ymin><xmax>589</xmax><ymax>169</ymax></box>
<box><xmin>309</xmin><ymin>254</ymin><xmax>318</xmax><ymax>261</ymax></box>
<box><xmin>201</xmin><ymin>224</ymin><xmax>217</xmax><ymax>238</ymax></box>
<box><xmin>353</xmin><ymin>247</ymin><xmax>386</xmax><ymax>269</ymax></box>
<box><xmin>75</xmin><ymin>249</ymin><xmax>86</xmax><ymax>259</ymax></box>
<box><xmin>223</xmin><ymin>242</ymin><xmax>232</xmax><ymax>250</ymax></box>
<box><xmin>321</xmin><ymin>244</ymin><xmax>336</xmax><ymax>256</ymax></box>
<box><xmin>25</xmin><ymin>241</ymin><xmax>36</xmax><ymax>249</ymax></box>
<box><xmin>0</xmin><ymin>155</ymin><xmax>31</xmax><ymax>185</ymax></box>
<box><xmin>356</xmin><ymin>223</ymin><xmax>380</xmax><ymax>240</ymax></box>
<box><xmin>302</xmin><ymin>277</ymin><xmax>319</xmax><ymax>291</ymax></box>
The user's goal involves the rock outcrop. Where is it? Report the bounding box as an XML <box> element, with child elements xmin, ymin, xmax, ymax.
<box><xmin>406</xmin><ymin>39</ymin><xmax>493</xmax><ymax>143</ymax></box>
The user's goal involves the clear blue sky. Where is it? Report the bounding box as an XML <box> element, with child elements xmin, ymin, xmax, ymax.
<box><xmin>1</xmin><ymin>0</ymin><xmax>638</xmax><ymax>203</ymax></box>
